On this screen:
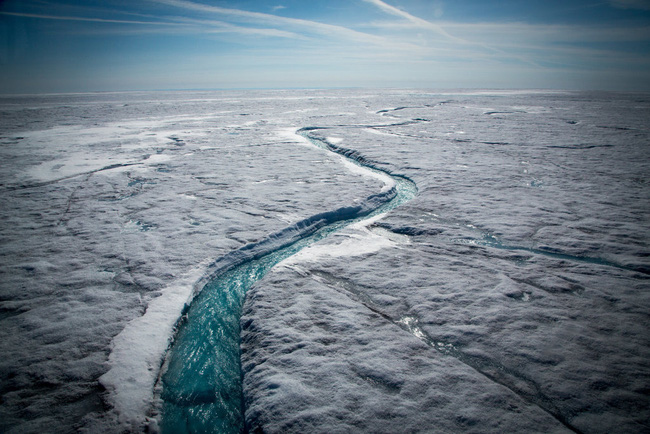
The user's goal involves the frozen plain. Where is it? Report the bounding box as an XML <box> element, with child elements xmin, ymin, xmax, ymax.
<box><xmin>1</xmin><ymin>89</ymin><xmax>649</xmax><ymax>433</ymax></box>
<box><xmin>242</xmin><ymin>91</ymin><xmax>650</xmax><ymax>433</ymax></box>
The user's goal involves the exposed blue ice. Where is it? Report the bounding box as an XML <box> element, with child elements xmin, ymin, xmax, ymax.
<box><xmin>157</xmin><ymin>129</ymin><xmax>417</xmax><ymax>432</ymax></box>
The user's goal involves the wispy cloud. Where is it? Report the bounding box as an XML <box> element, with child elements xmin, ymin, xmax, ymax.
<box><xmin>361</xmin><ymin>0</ymin><xmax>464</xmax><ymax>43</ymax></box>
<box><xmin>0</xmin><ymin>8</ymin><xmax>304</xmax><ymax>39</ymax></box>
<box><xmin>150</xmin><ymin>0</ymin><xmax>425</xmax><ymax>54</ymax></box>
<box><xmin>2</xmin><ymin>0</ymin><xmax>424</xmax><ymax>54</ymax></box>
<box><xmin>378</xmin><ymin>20</ymin><xmax>650</xmax><ymax>46</ymax></box>
<box><xmin>170</xmin><ymin>16</ymin><xmax>302</xmax><ymax>38</ymax></box>
<box><xmin>0</xmin><ymin>10</ymin><xmax>179</xmax><ymax>26</ymax></box>
<box><xmin>4</xmin><ymin>0</ymin><xmax>647</xmax><ymax>92</ymax></box>
<box><xmin>206</xmin><ymin>26</ymin><xmax>296</xmax><ymax>38</ymax></box>
<box><xmin>367</xmin><ymin>16</ymin><xmax>650</xmax><ymax>70</ymax></box>
<box><xmin>362</xmin><ymin>0</ymin><xmax>542</xmax><ymax>67</ymax></box>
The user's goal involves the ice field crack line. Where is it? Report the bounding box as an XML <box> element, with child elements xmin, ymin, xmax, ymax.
<box><xmin>454</xmin><ymin>234</ymin><xmax>650</xmax><ymax>276</ymax></box>
<box><xmin>0</xmin><ymin>162</ymin><xmax>141</xmax><ymax>191</ymax></box>
<box><xmin>57</xmin><ymin>173</ymin><xmax>92</xmax><ymax>226</ymax></box>
<box><xmin>310</xmin><ymin>269</ymin><xmax>582</xmax><ymax>434</ymax></box>
<box><xmin>415</xmin><ymin>215</ymin><xmax>648</xmax><ymax>276</ymax></box>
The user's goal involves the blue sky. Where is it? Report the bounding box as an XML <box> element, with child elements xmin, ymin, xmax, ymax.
<box><xmin>1</xmin><ymin>0</ymin><xmax>649</xmax><ymax>93</ymax></box>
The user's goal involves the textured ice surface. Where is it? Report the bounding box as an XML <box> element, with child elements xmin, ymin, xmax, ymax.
<box><xmin>241</xmin><ymin>91</ymin><xmax>650</xmax><ymax>433</ymax></box>
<box><xmin>0</xmin><ymin>91</ymin><xmax>385</xmax><ymax>433</ymax></box>
<box><xmin>154</xmin><ymin>132</ymin><xmax>412</xmax><ymax>432</ymax></box>
<box><xmin>1</xmin><ymin>90</ymin><xmax>649</xmax><ymax>433</ymax></box>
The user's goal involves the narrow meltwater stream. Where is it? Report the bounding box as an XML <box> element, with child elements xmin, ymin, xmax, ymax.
<box><xmin>156</xmin><ymin>128</ymin><xmax>418</xmax><ymax>433</ymax></box>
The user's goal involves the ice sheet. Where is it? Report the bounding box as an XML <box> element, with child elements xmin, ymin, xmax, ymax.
<box><xmin>1</xmin><ymin>89</ymin><xmax>649</xmax><ymax>433</ymax></box>
<box><xmin>0</xmin><ymin>90</ymin><xmax>387</xmax><ymax>433</ymax></box>
<box><xmin>241</xmin><ymin>91</ymin><xmax>650</xmax><ymax>433</ymax></box>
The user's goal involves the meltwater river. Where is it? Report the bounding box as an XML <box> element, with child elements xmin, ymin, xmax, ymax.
<box><xmin>157</xmin><ymin>128</ymin><xmax>418</xmax><ymax>433</ymax></box>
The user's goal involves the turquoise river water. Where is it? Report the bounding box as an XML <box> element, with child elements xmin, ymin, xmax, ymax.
<box><xmin>157</xmin><ymin>128</ymin><xmax>418</xmax><ymax>433</ymax></box>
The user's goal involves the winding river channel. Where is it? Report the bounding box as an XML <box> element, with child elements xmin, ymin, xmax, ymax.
<box><xmin>156</xmin><ymin>127</ymin><xmax>418</xmax><ymax>433</ymax></box>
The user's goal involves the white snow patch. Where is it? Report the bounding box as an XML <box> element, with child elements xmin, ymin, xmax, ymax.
<box><xmin>326</xmin><ymin>137</ymin><xmax>343</xmax><ymax>144</ymax></box>
<box><xmin>275</xmin><ymin>212</ymin><xmax>304</xmax><ymax>224</ymax></box>
<box><xmin>275</xmin><ymin>129</ymin><xmax>394</xmax><ymax>193</ymax></box>
<box><xmin>278</xmin><ymin>213</ymin><xmax>396</xmax><ymax>268</ymax></box>
<box><xmin>349</xmin><ymin>212</ymin><xmax>388</xmax><ymax>230</ymax></box>
<box><xmin>339</xmin><ymin>157</ymin><xmax>395</xmax><ymax>193</ymax></box>
<box><xmin>274</xmin><ymin>127</ymin><xmax>315</xmax><ymax>148</ymax></box>
<box><xmin>144</xmin><ymin>154</ymin><xmax>173</xmax><ymax>164</ymax></box>
<box><xmin>364</xmin><ymin>128</ymin><xmax>396</xmax><ymax>137</ymax></box>
<box><xmin>99</xmin><ymin>263</ymin><xmax>209</xmax><ymax>432</ymax></box>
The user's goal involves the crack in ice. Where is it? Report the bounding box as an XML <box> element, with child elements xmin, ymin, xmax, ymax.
<box><xmin>310</xmin><ymin>270</ymin><xmax>583</xmax><ymax>434</ymax></box>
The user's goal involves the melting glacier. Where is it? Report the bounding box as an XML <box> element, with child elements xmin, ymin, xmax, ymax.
<box><xmin>0</xmin><ymin>90</ymin><xmax>648</xmax><ymax>433</ymax></box>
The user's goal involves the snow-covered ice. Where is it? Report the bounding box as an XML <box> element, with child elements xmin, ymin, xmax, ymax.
<box><xmin>1</xmin><ymin>90</ymin><xmax>649</xmax><ymax>433</ymax></box>
<box><xmin>0</xmin><ymin>90</ymin><xmax>384</xmax><ymax>433</ymax></box>
<box><xmin>241</xmin><ymin>91</ymin><xmax>650</xmax><ymax>433</ymax></box>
